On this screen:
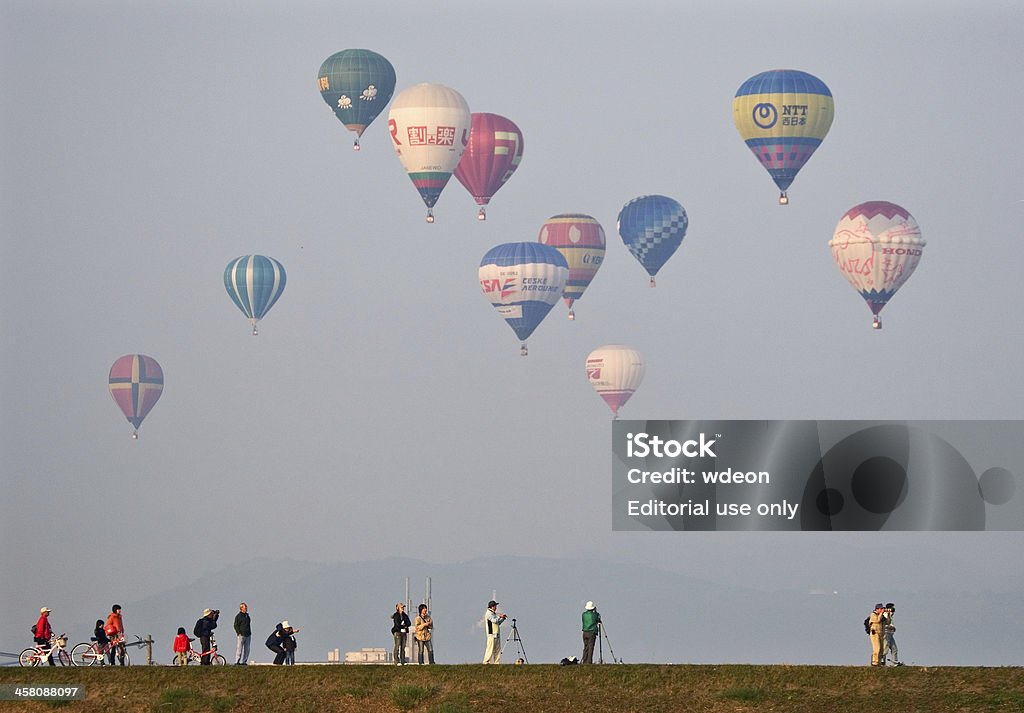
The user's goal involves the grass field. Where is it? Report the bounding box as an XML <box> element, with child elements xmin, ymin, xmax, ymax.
<box><xmin>1</xmin><ymin>663</ymin><xmax>1022</xmax><ymax>712</ymax></box>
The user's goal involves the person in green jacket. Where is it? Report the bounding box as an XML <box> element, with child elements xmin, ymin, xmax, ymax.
<box><xmin>581</xmin><ymin>601</ymin><xmax>601</xmax><ymax>664</ymax></box>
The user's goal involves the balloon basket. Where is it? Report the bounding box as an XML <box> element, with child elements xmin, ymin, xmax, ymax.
<box><xmin>352</xmin><ymin>140</ymin><xmax>361</xmax><ymax>151</ymax></box>
<box><xmin>520</xmin><ymin>343</ymin><xmax>528</xmax><ymax>357</ymax></box>
<box><xmin>426</xmin><ymin>210</ymin><xmax>435</xmax><ymax>224</ymax></box>
<box><xmin>872</xmin><ymin>316</ymin><xmax>882</xmax><ymax>330</ymax></box>
<box><xmin>778</xmin><ymin>192</ymin><xmax>789</xmax><ymax>205</ymax></box>
<box><xmin>477</xmin><ymin>208</ymin><xmax>486</xmax><ymax>221</ymax></box>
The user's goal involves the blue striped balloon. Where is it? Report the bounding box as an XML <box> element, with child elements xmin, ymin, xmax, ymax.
<box><xmin>224</xmin><ymin>255</ymin><xmax>287</xmax><ymax>335</ymax></box>
<box><xmin>617</xmin><ymin>195</ymin><xmax>688</xmax><ymax>286</ymax></box>
<box><xmin>479</xmin><ymin>242</ymin><xmax>568</xmax><ymax>355</ymax></box>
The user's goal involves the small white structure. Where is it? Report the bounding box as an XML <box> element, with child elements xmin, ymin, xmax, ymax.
<box><xmin>344</xmin><ymin>647</ymin><xmax>390</xmax><ymax>664</ymax></box>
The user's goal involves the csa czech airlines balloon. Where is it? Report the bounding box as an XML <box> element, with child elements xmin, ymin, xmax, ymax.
<box><xmin>108</xmin><ymin>354</ymin><xmax>163</xmax><ymax>439</ymax></box>
<box><xmin>317</xmin><ymin>49</ymin><xmax>397</xmax><ymax>150</ymax></box>
<box><xmin>829</xmin><ymin>201</ymin><xmax>925</xmax><ymax>330</ymax></box>
<box><xmin>586</xmin><ymin>345</ymin><xmax>645</xmax><ymax>418</ymax></box>
<box><xmin>617</xmin><ymin>195</ymin><xmax>688</xmax><ymax>286</ymax></box>
<box><xmin>479</xmin><ymin>242</ymin><xmax>568</xmax><ymax>355</ymax></box>
<box><xmin>224</xmin><ymin>255</ymin><xmax>287</xmax><ymax>336</ymax></box>
<box><xmin>453</xmin><ymin>113</ymin><xmax>524</xmax><ymax>220</ymax></box>
<box><xmin>388</xmin><ymin>83</ymin><xmax>471</xmax><ymax>222</ymax></box>
<box><xmin>733</xmin><ymin>69</ymin><xmax>834</xmax><ymax>204</ymax></box>
<box><xmin>537</xmin><ymin>213</ymin><xmax>605</xmax><ymax>320</ymax></box>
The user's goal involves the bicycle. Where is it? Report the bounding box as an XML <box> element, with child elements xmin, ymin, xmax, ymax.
<box><xmin>71</xmin><ymin>635</ymin><xmax>131</xmax><ymax>666</ymax></box>
<box><xmin>173</xmin><ymin>636</ymin><xmax>226</xmax><ymax>665</ymax></box>
<box><xmin>20</xmin><ymin>634</ymin><xmax>72</xmax><ymax>667</ymax></box>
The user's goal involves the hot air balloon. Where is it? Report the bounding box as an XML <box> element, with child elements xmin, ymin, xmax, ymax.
<box><xmin>108</xmin><ymin>354</ymin><xmax>163</xmax><ymax>438</ymax></box>
<box><xmin>586</xmin><ymin>345</ymin><xmax>645</xmax><ymax>418</ymax></box>
<box><xmin>537</xmin><ymin>213</ymin><xmax>605</xmax><ymax>320</ymax></box>
<box><xmin>453</xmin><ymin>113</ymin><xmax>524</xmax><ymax>220</ymax></box>
<box><xmin>388</xmin><ymin>83</ymin><xmax>471</xmax><ymax>222</ymax></box>
<box><xmin>317</xmin><ymin>49</ymin><xmax>397</xmax><ymax>150</ymax></box>
<box><xmin>224</xmin><ymin>255</ymin><xmax>287</xmax><ymax>336</ymax></box>
<box><xmin>617</xmin><ymin>195</ymin><xmax>688</xmax><ymax>286</ymax></box>
<box><xmin>733</xmin><ymin>69</ymin><xmax>834</xmax><ymax>204</ymax></box>
<box><xmin>479</xmin><ymin>242</ymin><xmax>568</xmax><ymax>355</ymax></box>
<box><xmin>829</xmin><ymin>201</ymin><xmax>925</xmax><ymax>330</ymax></box>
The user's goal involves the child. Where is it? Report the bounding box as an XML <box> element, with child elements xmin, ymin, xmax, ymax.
<box><xmin>173</xmin><ymin>627</ymin><xmax>192</xmax><ymax>666</ymax></box>
<box><xmin>93</xmin><ymin>619</ymin><xmax>110</xmax><ymax>653</ymax></box>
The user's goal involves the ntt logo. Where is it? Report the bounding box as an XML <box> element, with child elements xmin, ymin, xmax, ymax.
<box><xmin>626</xmin><ymin>432</ymin><xmax>717</xmax><ymax>458</ymax></box>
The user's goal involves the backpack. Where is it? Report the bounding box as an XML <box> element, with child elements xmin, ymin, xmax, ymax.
<box><xmin>863</xmin><ymin>617</ymin><xmax>871</xmax><ymax>635</ymax></box>
<box><xmin>194</xmin><ymin>618</ymin><xmax>205</xmax><ymax>637</ymax></box>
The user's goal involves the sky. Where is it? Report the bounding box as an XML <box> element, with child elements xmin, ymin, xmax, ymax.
<box><xmin>2</xmin><ymin>0</ymin><xmax>1023</xmax><ymax>663</ymax></box>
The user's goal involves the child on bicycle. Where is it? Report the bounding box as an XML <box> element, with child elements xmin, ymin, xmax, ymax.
<box><xmin>93</xmin><ymin>619</ymin><xmax>110</xmax><ymax>651</ymax></box>
<box><xmin>173</xmin><ymin>627</ymin><xmax>192</xmax><ymax>666</ymax></box>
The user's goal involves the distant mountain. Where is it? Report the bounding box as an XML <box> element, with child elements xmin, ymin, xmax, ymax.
<box><xmin>119</xmin><ymin>556</ymin><xmax>1024</xmax><ymax>666</ymax></box>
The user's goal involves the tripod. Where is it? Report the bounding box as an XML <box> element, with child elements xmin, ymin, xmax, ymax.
<box><xmin>499</xmin><ymin>618</ymin><xmax>528</xmax><ymax>664</ymax></box>
<box><xmin>598</xmin><ymin>621</ymin><xmax>622</xmax><ymax>664</ymax></box>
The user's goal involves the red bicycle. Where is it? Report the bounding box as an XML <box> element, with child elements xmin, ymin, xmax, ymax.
<box><xmin>71</xmin><ymin>635</ymin><xmax>130</xmax><ymax>666</ymax></box>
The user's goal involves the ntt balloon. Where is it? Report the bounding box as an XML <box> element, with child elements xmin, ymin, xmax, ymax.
<box><xmin>733</xmin><ymin>69</ymin><xmax>834</xmax><ymax>204</ymax></box>
<box><xmin>617</xmin><ymin>195</ymin><xmax>688</xmax><ymax>286</ymax></box>
<box><xmin>537</xmin><ymin>213</ymin><xmax>605</xmax><ymax>320</ymax></box>
<box><xmin>479</xmin><ymin>242</ymin><xmax>568</xmax><ymax>355</ymax></box>
<box><xmin>108</xmin><ymin>354</ymin><xmax>163</xmax><ymax>439</ymax></box>
<box><xmin>829</xmin><ymin>201</ymin><xmax>925</xmax><ymax>330</ymax></box>
<box><xmin>317</xmin><ymin>49</ymin><xmax>397</xmax><ymax>150</ymax></box>
<box><xmin>453</xmin><ymin>113</ymin><xmax>524</xmax><ymax>220</ymax></box>
<box><xmin>224</xmin><ymin>255</ymin><xmax>287</xmax><ymax>336</ymax></box>
<box><xmin>586</xmin><ymin>345</ymin><xmax>645</xmax><ymax>418</ymax></box>
<box><xmin>388</xmin><ymin>83</ymin><xmax>471</xmax><ymax>222</ymax></box>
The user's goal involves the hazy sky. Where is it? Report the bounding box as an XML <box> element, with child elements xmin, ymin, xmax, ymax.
<box><xmin>3</xmin><ymin>0</ymin><xmax>1023</xmax><ymax>662</ymax></box>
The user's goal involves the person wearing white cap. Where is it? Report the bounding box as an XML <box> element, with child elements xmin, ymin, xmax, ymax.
<box><xmin>581</xmin><ymin>601</ymin><xmax>601</xmax><ymax>664</ymax></box>
<box><xmin>33</xmin><ymin>607</ymin><xmax>55</xmax><ymax>666</ymax></box>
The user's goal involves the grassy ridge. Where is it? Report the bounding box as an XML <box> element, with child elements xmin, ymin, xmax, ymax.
<box><xmin>1</xmin><ymin>664</ymin><xmax>1022</xmax><ymax>712</ymax></box>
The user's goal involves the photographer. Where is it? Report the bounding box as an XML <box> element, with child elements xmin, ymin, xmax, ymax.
<box><xmin>482</xmin><ymin>600</ymin><xmax>506</xmax><ymax>664</ymax></box>
<box><xmin>195</xmin><ymin>608</ymin><xmax>219</xmax><ymax>665</ymax></box>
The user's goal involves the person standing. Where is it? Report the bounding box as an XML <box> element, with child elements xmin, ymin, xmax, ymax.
<box><xmin>265</xmin><ymin>622</ymin><xmax>288</xmax><ymax>665</ymax></box>
<box><xmin>233</xmin><ymin>602</ymin><xmax>251</xmax><ymax>665</ymax></box>
<box><xmin>391</xmin><ymin>603</ymin><xmax>411</xmax><ymax>665</ymax></box>
<box><xmin>883</xmin><ymin>603</ymin><xmax>902</xmax><ymax>665</ymax></box>
<box><xmin>173</xmin><ymin>627</ymin><xmax>192</xmax><ymax>666</ymax></box>
<box><xmin>195</xmin><ymin>608</ymin><xmax>219</xmax><ymax>665</ymax></box>
<box><xmin>482</xmin><ymin>600</ymin><xmax>506</xmax><ymax>664</ymax></box>
<box><xmin>105</xmin><ymin>605</ymin><xmax>126</xmax><ymax>665</ymax></box>
<box><xmin>867</xmin><ymin>603</ymin><xmax>886</xmax><ymax>666</ymax></box>
<box><xmin>414</xmin><ymin>604</ymin><xmax>435</xmax><ymax>664</ymax></box>
<box><xmin>581</xmin><ymin>601</ymin><xmax>601</xmax><ymax>664</ymax></box>
<box><xmin>33</xmin><ymin>607</ymin><xmax>55</xmax><ymax>666</ymax></box>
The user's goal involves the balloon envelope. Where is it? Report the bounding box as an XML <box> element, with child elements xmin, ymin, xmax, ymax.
<box><xmin>317</xmin><ymin>49</ymin><xmax>397</xmax><ymax>146</ymax></box>
<box><xmin>537</xmin><ymin>213</ymin><xmax>606</xmax><ymax>317</ymax></box>
<box><xmin>108</xmin><ymin>354</ymin><xmax>163</xmax><ymax>434</ymax></box>
<box><xmin>388</xmin><ymin>83</ymin><xmax>471</xmax><ymax>216</ymax></box>
<box><xmin>828</xmin><ymin>201</ymin><xmax>925</xmax><ymax>328</ymax></box>
<box><xmin>479</xmin><ymin>242</ymin><xmax>568</xmax><ymax>351</ymax></box>
<box><xmin>453</xmin><ymin>113</ymin><xmax>524</xmax><ymax>217</ymax></box>
<box><xmin>586</xmin><ymin>345</ymin><xmax>645</xmax><ymax>417</ymax></box>
<box><xmin>617</xmin><ymin>195</ymin><xmax>688</xmax><ymax>282</ymax></box>
<box><xmin>733</xmin><ymin>69</ymin><xmax>834</xmax><ymax>202</ymax></box>
<box><xmin>224</xmin><ymin>255</ymin><xmax>287</xmax><ymax>334</ymax></box>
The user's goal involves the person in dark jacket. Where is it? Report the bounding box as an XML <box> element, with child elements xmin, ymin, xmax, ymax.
<box><xmin>391</xmin><ymin>603</ymin><xmax>412</xmax><ymax>665</ymax></box>
<box><xmin>195</xmin><ymin>608</ymin><xmax>219</xmax><ymax>665</ymax></box>
<box><xmin>93</xmin><ymin>619</ymin><xmax>110</xmax><ymax>654</ymax></box>
<box><xmin>265</xmin><ymin>622</ymin><xmax>288</xmax><ymax>665</ymax></box>
<box><xmin>233</xmin><ymin>602</ymin><xmax>251</xmax><ymax>665</ymax></box>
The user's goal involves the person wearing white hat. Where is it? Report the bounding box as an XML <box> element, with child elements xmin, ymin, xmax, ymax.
<box><xmin>581</xmin><ymin>601</ymin><xmax>601</xmax><ymax>664</ymax></box>
<box><xmin>33</xmin><ymin>608</ymin><xmax>55</xmax><ymax>666</ymax></box>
